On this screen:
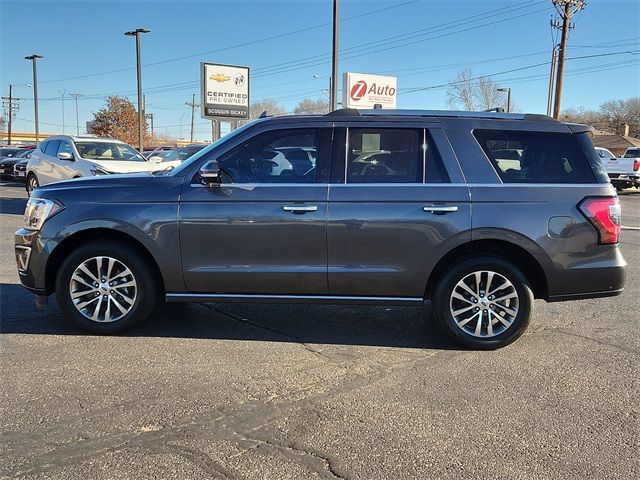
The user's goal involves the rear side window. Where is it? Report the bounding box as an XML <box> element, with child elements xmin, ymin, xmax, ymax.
<box><xmin>474</xmin><ymin>129</ymin><xmax>598</xmax><ymax>184</ymax></box>
<box><xmin>347</xmin><ymin>128</ymin><xmax>422</xmax><ymax>183</ymax></box>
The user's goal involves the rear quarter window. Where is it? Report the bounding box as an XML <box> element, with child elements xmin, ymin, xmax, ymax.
<box><xmin>473</xmin><ymin>129</ymin><xmax>601</xmax><ymax>184</ymax></box>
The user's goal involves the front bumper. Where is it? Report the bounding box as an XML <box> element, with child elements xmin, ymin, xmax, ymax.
<box><xmin>15</xmin><ymin>228</ymin><xmax>50</xmax><ymax>295</ymax></box>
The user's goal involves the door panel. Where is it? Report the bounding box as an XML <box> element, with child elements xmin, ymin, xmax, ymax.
<box><xmin>179</xmin><ymin>126</ymin><xmax>331</xmax><ymax>295</ymax></box>
<box><xmin>327</xmin><ymin>126</ymin><xmax>471</xmax><ymax>297</ymax></box>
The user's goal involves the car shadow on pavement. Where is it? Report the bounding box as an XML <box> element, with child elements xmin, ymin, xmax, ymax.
<box><xmin>0</xmin><ymin>283</ymin><xmax>458</xmax><ymax>350</ymax></box>
<box><xmin>0</xmin><ymin>197</ymin><xmax>27</xmax><ymax>215</ymax></box>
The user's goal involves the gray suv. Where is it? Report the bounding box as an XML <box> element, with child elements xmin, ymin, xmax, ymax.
<box><xmin>15</xmin><ymin>109</ymin><xmax>626</xmax><ymax>349</ymax></box>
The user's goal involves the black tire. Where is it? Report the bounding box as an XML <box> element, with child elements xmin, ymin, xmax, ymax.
<box><xmin>55</xmin><ymin>240</ymin><xmax>159</xmax><ymax>334</ymax></box>
<box><xmin>26</xmin><ymin>173</ymin><xmax>39</xmax><ymax>195</ymax></box>
<box><xmin>432</xmin><ymin>256</ymin><xmax>533</xmax><ymax>350</ymax></box>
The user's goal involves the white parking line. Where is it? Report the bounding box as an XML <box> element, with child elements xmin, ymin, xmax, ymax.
<box><xmin>621</xmin><ymin>226</ymin><xmax>640</xmax><ymax>230</ymax></box>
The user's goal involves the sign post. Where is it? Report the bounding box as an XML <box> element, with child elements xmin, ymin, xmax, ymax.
<box><xmin>201</xmin><ymin>63</ymin><xmax>250</xmax><ymax>139</ymax></box>
<box><xmin>342</xmin><ymin>72</ymin><xmax>397</xmax><ymax>109</ymax></box>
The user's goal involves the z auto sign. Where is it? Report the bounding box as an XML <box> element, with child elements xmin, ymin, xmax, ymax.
<box><xmin>201</xmin><ymin>63</ymin><xmax>250</xmax><ymax>120</ymax></box>
<box><xmin>343</xmin><ymin>72</ymin><xmax>397</xmax><ymax>109</ymax></box>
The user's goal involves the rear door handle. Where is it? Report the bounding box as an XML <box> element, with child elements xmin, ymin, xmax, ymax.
<box><xmin>423</xmin><ymin>205</ymin><xmax>458</xmax><ymax>214</ymax></box>
<box><xmin>283</xmin><ymin>205</ymin><xmax>318</xmax><ymax>213</ymax></box>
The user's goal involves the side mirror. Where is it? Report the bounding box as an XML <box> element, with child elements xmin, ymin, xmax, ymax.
<box><xmin>199</xmin><ymin>160</ymin><xmax>221</xmax><ymax>185</ymax></box>
<box><xmin>57</xmin><ymin>152</ymin><xmax>74</xmax><ymax>161</ymax></box>
<box><xmin>149</xmin><ymin>155</ymin><xmax>163</xmax><ymax>163</ymax></box>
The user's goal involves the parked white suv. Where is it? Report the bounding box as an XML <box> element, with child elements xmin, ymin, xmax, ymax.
<box><xmin>26</xmin><ymin>135</ymin><xmax>170</xmax><ymax>194</ymax></box>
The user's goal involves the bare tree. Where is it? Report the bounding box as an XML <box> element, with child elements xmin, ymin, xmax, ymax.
<box><xmin>294</xmin><ymin>98</ymin><xmax>329</xmax><ymax>115</ymax></box>
<box><xmin>0</xmin><ymin>115</ymin><xmax>6</xmax><ymax>131</ymax></box>
<box><xmin>447</xmin><ymin>68</ymin><xmax>516</xmax><ymax>112</ymax></box>
<box><xmin>250</xmin><ymin>99</ymin><xmax>287</xmax><ymax>119</ymax></box>
<box><xmin>561</xmin><ymin>97</ymin><xmax>640</xmax><ymax>137</ymax></box>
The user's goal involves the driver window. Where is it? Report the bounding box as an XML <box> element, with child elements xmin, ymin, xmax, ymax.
<box><xmin>57</xmin><ymin>141</ymin><xmax>73</xmax><ymax>156</ymax></box>
<box><xmin>217</xmin><ymin>128</ymin><xmax>320</xmax><ymax>183</ymax></box>
<box><xmin>347</xmin><ymin>128</ymin><xmax>422</xmax><ymax>183</ymax></box>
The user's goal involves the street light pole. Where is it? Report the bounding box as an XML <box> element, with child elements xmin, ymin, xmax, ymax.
<box><xmin>497</xmin><ymin>87</ymin><xmax>511</xmax><ymax>113</ymax></box>
<box><xmin>25</xmin><ymin>54</ymin><xmax>43</xmax><ymax>146</ymax></box>
<box><xmin>125</xmin><ymin>27</ymin><xmax>151</xmax><ymax>152</ymax></box>
<box><xmin>58</xmin><ymin>89</ymin><xmax>67</xmax><ymax>134</ymax></box>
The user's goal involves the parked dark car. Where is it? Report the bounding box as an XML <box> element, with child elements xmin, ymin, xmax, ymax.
<box><xmin>0</xmin><ymin>149</ymin><xmax>33</xmax><ymax>180</ymax></box>
<box><xmin>12</xmin><ymin>158</ymin><xmax>30</xmax><ymax>181</ymax></box>
<box><xmin>15</xmin><ymin>109</ymin><xmax>626</xmax><ymax>349</ymax></box>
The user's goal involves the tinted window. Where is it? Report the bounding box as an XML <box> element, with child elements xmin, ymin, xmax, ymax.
<box><xmin>347</xmin><ymin>128</ymin><xmax>422</xmax><ymax>183</ymax></box>
<box><xmin>57</xmin><ymin>141</ymin><xmax>73</xmax><ymax>156</ymax></box>
<box><xmin>474</xmin><ymin>130</ymin><xmax>597</xmax><ymax>184</ymax></box>
<box><xmin>217</xmin><ymin>128</ymin><xmax>323</xmax><ymax>183</ymax></box>
<box><xmin>44</xmin><ymin>140</ymin><xmax>61</xmax><ymax>156</ymax></box>
<box><xmin>624</xmin><ymin>148</ymin><xmax>640</xmax><ymax>158</ymax></box>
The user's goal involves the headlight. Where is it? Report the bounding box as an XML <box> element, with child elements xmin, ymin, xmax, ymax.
<box><xmin>23</xmin><ymin>198</ymin><xmax>64</xmax><ymax>231</ymax></box>
<box><xmin>90</xmin><ymin>168</ymin><xmax>110</xmax><ymax>176</ymax></box>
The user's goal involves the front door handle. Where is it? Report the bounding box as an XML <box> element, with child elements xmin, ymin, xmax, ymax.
<box><xmin>423</xmin><ymin>205</ymin><xmax>458</xmax><ymax>214</ymax></box>
<box><xmin>283</xmin><ymin>205</ymin><xmax>318</xmax><ymax>213</ymax></box>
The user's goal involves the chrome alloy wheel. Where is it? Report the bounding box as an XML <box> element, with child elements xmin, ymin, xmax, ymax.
<box><xmin>69</xmin><ymin>256</ymin><xmax>137</xmax><ymax>323</ymax></box>
<box><xmin>449</xmin><ymin>270</ymin><xmax>519</xmax><ymax>338</ymax></box>
<box><xmin>27</xmin><ymin>175</ymin><xmax>38</xmax><ymax>194</ymax></box>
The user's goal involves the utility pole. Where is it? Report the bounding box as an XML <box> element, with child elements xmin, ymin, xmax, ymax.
<box><xmin>546</xmin><ymin>45</ymin><xmax>560</xmax><ymax>116</ymax></box>
<box><xmin>58</xmin><ymin>89</ymin><xmax>67</xmax><ymax>134</ymax></box>
<box><xmin>185</xmin><ymin>93</ymin><xmax>198</xmax><ymax>143</ymax></box>
<box><xmin>2</xmin><ymin>83</ymin><xmax>30</xmax><ymax>145</ymax></box>
<box><xmin>551</xmin><ymin>0</ymin><xmax>586</xmax><ymax>119</ymax></box>
<box><xmin>330</xmin><ymin>0</ymin><xmax>339</xmax><ymax>111</ymax></box>
<box><xmin>69</xmin><ymin>93</ymin><xmax>83</xmax><ymax>135</ymax></box>
<box><xmin>3</xmin><ymin>85</ymin><xmax>14</xmax><ymax>145</ymax></box>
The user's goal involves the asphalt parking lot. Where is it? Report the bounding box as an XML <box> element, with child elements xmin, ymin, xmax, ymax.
<box><xmin>1</xmin><ymin>181</ymin><xmax>638</xmax><ymax>480</ymax></box>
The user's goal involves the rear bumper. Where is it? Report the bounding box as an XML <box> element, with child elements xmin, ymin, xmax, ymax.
<box><xmin>547</xmin><ymin>248</ymin><xmax>627</xmax><ymax>301</ymax></box>
<box><xmin>609</xmin><ymin>175</ymin><xmax>640</xmax><ymax>188</ymax></box>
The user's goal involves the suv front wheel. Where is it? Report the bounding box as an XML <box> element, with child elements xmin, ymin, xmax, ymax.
<box><xmin>26</xmin><ymin>173</ymin><xmax>39</xmax><ymax>196</ymax></box>
<box><xmin>432</xmin><ymin>257</ymin><xmax>533</xmax><ymax>349</ymax></box>
<box><xmin>55</xmin><ymin>241</ymin><xmax>159</xmax><ymax>334</ymax></box>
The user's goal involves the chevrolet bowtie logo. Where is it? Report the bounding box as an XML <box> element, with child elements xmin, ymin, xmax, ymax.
<box><xmin>210</xmin><ymin>73</ymin><xmax>231</xmax><ymax>83</ymax></box>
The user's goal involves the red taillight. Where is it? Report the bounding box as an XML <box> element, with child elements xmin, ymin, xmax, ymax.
<box><xmin>579</xmin><ymin>196</ymin><xmax>621</xmax><ymax>245</ymax></box>
<box><xmin>633</xmin><ymin>159</ymin><xmax>639</xmax><ymax>172</ymax></box>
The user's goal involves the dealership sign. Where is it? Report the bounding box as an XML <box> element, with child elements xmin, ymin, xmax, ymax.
<box><xmin>201</xmin><ymin>63</ymin><xmax>250</xmax><ymax>120</ymax></box>
<box><xmin>342</xmin><ymin>72</ymin><xmax>397</xmax><ymax>109</ymax></box>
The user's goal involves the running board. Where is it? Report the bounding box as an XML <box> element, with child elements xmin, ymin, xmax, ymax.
<box><xmin>165</xmin><ymin>293</ymin><xmax>425</xmax><ymax>306</ymax></box>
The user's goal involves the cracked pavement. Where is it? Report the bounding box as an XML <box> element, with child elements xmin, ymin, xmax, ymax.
<box><xmin>1</xmin><ymin>183</ymin><xmax>638</xmax><ymax>479</ymax></box>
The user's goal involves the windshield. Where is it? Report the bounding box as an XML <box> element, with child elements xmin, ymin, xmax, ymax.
<box><xmin>170</xmin><ymin>120</ymin><xmax>258</xmax><ymax>176</ymax></box>
<box><xmin>74</xmin><ymin>141</ymin><xmax>147</xmax><ymax>162</ymax></box>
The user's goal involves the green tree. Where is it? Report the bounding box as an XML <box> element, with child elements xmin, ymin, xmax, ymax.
<box><xmin>91</xmin><ymin>96</ymin><xmax>149</xmax><ymax>146</ymax></box>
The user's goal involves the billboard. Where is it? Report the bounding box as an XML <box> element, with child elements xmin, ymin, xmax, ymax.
<box><xmin>201</xmin><ymin>63</ymin><xmax>250</xmax><ymax>120</ymax></box>
<box><xmin>343</xmin><ymin>72</ymin><xmax>397</xmax><ymax>109</ymax></box>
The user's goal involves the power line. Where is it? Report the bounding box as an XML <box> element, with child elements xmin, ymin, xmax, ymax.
<box><xmin>38</xmin><ymin>0</ymin><xmax>419</xmax><ymax>85</ymax></box>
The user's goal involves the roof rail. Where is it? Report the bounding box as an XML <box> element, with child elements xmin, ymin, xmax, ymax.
<box><xmin>324</xmin><ymin>108</ymin><xmax>559</xmax><ymax>122</ymax></box>
<box><xmin>325</xmin><ymin>108</ymin><xmax>361</xmax><ymax>116</ymax></box>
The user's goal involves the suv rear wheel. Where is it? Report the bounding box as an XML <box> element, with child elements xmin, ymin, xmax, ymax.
<box><xmin>432</xmin><ymin>257</ymin><xmax>533</xmax><ymax>349</ymax></box>
<box><xmin>55</xmin><ymin>241</ymin><xmax>159</xmax><ymax>334</ymax></box>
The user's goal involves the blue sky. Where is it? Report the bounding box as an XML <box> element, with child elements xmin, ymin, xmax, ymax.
<box><xmin>1</xmin><ymin>0</ymin><xmax>639</xmax><ymax>142</ymax></box>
